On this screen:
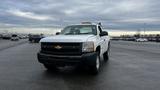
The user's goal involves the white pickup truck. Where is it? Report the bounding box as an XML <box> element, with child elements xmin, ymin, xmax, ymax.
<box><xmin>37</xmin><ymin>22</ymin><xmax>110</xmax><ymax>74</ymax></box>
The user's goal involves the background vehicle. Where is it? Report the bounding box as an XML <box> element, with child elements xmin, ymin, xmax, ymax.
<box><xmin>37</xmin><ymin>22</ymin><xmax>110</xmax><ymax>74</ymax></box>
<box><xmin>2</xmin><ymin>34</ymin><xmax>11</xmax><ymax>40</ymax></box>
<box><xmin>29</xmin><ymin>34</ymin><xmax>44</xmax><ymax>43</ymax></box>
<box><xmin>19</xmin><ymin>35</ymin><xmax>27</xmax><ymax>39</ymax></box>
<box><xmin>11</xmin><ymin>34</ymin><xmax>19</xmax><ymax>41</ymax></box>
<box><xmin>0</xmin><ymin>34</ymin><xmax>2</xmax><ymax>39</ymax></box>
<box><xmin>136</xmin><ymin>38</ymin><xmax>148</xmax><ymax>42</ymax></box>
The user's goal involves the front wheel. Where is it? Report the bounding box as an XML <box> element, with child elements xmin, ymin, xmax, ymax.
<box><xmin>89</xmin><ymin>52</ymin><xmax>100</xmax><ymax>75</ymax></box>
<box><xmin>43</xmin><ymin>64</ymin><xmax>58</xmax><ymax>71</ymax></box>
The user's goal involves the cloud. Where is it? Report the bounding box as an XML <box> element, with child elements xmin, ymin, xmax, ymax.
<box><xmin>7</xmin><ymin>9</ymin><xmax>54</xmax><ymax>21</ymax></box>
<box><xmin>116</xmin><ymin>18</ymin><xmax>160</xmax><ymax>23</ymax></box>
<box><xmin>117</xmin><ymin>1</ymin><xmax>146</xmax><ymax>11</ymax></box>
<box><xmin>0</xmin><ymin>0</ymin><xmax>160</xmax><ymax>30</ymax></box>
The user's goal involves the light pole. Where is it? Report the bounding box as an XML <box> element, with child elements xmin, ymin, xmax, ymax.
<box><xmin>144</xmin><ymin>23</ymin><xmax>146</xmax><ymax>37</ymax></box>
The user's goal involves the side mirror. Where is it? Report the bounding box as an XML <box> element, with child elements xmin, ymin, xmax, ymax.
<box><xmin>100</xmin><ymin>31</ymin><xmax>108</xmax><ymax>36</ymax></box>
<box><xmin>56</xmin><ymin>32</ymin><xmax>60</xmax><ymax>35</ymax></box>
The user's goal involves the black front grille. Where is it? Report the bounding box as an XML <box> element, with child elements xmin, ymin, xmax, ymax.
<box><xmin>41</xmin><ymin>42</ymin><xmax>82</xmax><ymax>55</ymax></box>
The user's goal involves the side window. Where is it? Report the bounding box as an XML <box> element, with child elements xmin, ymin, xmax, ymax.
<box><xmin>98</xmin><ymin>26</ymin><xmax>102</xmax><ymax>34</ymax></box>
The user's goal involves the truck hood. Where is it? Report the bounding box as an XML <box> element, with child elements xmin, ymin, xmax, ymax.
<box><xmin>40</xmin><ymin>35</ymin><xmax>95</xmax><ymax>43</ymax></box>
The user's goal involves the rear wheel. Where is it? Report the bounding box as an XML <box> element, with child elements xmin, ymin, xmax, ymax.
<box><xmin>89</xmin><ymin>52</ymin><xmax>100</xmax><ymax>75</ymax></box>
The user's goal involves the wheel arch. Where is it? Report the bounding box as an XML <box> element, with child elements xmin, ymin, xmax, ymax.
<box><xmin>96</xmin><ymin>46</ymin><xmax>101</xmax><ymax>55</ymax></box>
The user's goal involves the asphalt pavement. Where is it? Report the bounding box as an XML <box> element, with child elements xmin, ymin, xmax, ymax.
<box><xmin>0</xmin><ymin>39</ymin><xmax>28</xmax><ymax>51</ymax></box>
<box><xmin>0</xmin><ymin>40</ymin><xmax>160</xmax><ymax>90</ymax></box>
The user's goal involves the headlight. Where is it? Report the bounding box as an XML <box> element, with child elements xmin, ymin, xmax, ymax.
<box><xmin>82</xmin><ymin>42</ymin><xmax>94</xmax><ymax>52</ymax></box>
<box><xmin>41</xmin><ymin>43</ymin><xmax>46</xmax><ymax>50</ymax></box>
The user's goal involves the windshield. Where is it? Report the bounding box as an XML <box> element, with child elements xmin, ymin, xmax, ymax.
<box><xmin>12</xmin><ymin>35</ymin><xmax>17</xmax><ymax>37</ymax></box>
<box><xmin>60</xmin><ymin>25</ymin><xmax>97</xmax><ymax>35</ymax></box>
<box><xmin>31</xmin><ymin>35</ymin><xmax>40</xmax><ymax>37</ymax></box>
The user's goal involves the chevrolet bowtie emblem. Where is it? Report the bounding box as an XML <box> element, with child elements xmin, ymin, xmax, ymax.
<box><xmin>54</xmin><ymin>45</ymin><xmax>62</xmax><ymax>49</ymax></box>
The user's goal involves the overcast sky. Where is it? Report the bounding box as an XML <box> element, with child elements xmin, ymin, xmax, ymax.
<box><xmin>0</xmin><ymin>0</ymin><xmax>160</xmax><ymax>31</ymax></box>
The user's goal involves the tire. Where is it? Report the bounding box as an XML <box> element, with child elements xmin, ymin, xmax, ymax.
<box><xmin>43</xmin><ymin>64</ymin><xmax>58</xmax><ymax>71</ymax></box>
<box><xmin>104</xmin><ymin>43</ymin><xmax>110</xmax><ymax>62</ymax></box>
<box><xmin>33</xmin><ymin>40</ymin><xmax>35</xmax><ymax>43</ymax></box>
<box><xmin>89</xmin><ymin>52</ymin><xmax>100</xmax><ymax>75</ymax></box>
